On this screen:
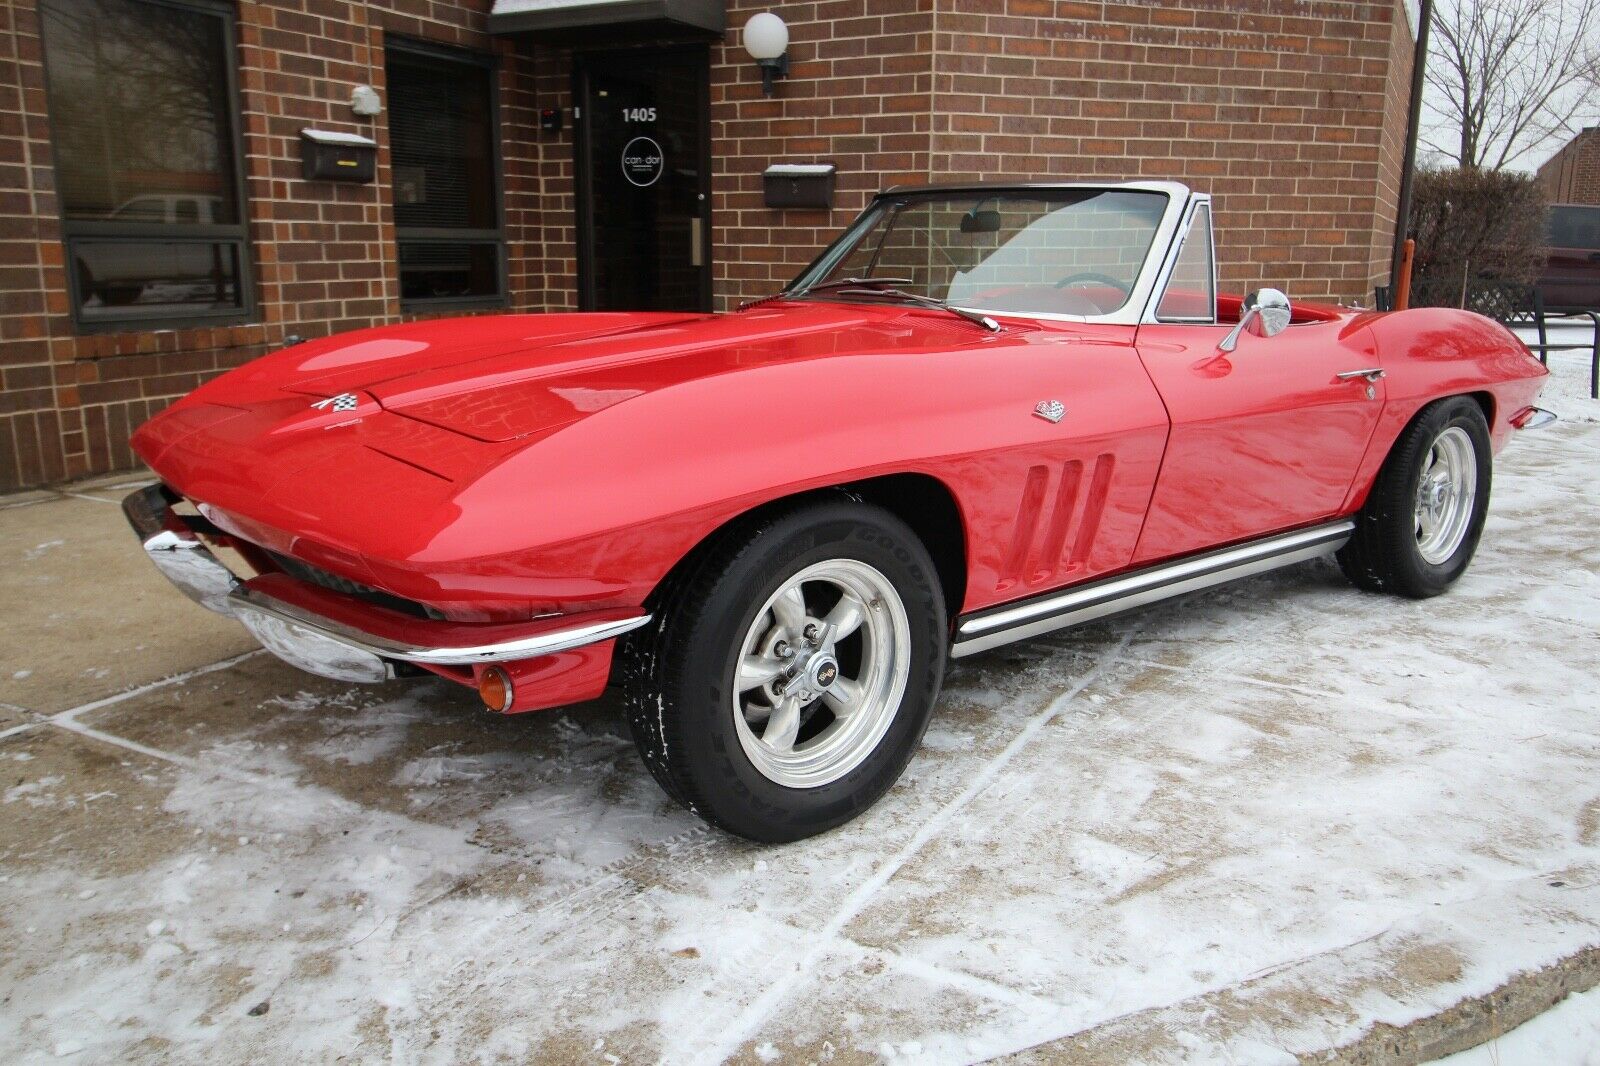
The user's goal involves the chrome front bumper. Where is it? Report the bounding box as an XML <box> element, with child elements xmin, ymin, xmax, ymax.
<box><xmin>123</xmin><ymin>484</ymin><xmax>650</xmax><ymax>683</ymax></box>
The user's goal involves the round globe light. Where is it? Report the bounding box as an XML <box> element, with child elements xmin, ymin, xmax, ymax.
<box><xmin>742</xmin><ymin>12</ymin><xmax>789</xmax><ymax>61</ymax></box>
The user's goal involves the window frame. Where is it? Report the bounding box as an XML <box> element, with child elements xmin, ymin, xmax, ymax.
<box><xmin>1150</xmin><ymin>197</ymin><xmax>1217</xmax><ymax>325</ymax></box>
<box><xmin>385</xmin><ymin>36</ymin><xmax>509</xmax><ymax>313</ymax></box>
<box><xmin>41</xmin><ymin>0</ymin><xmax>255</xmax><ymax>333</ymax></box>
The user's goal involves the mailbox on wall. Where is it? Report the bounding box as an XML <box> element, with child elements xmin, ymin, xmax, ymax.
<box><xmin>300</xmin><ymin>128</ymin><xmax>377</xmax><ymax>183</ymax></box>
<box><xmin>763</xmin><ymin>163</ymin><xmax>837</xmax><ymax>209</ymax></box>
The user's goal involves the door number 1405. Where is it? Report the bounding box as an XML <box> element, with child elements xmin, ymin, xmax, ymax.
<box><xmin>622</xmin><ymin>107</ymin><xmax>657</xmax><ymax>122</ymax></box>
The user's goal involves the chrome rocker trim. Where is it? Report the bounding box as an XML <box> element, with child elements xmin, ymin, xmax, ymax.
<box><xmin>951</xmin><ymin>520</ymin><xmax>1355</xmax><ymax>658</ymax></box>
<box><xmin>124</xmin><ymin>483</ymin><xmax>651</xmax><ymax>681</ymax></box>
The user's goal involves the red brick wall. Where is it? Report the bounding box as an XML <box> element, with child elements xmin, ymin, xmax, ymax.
<box><xmin>705</xmin><ymin>0</ymin><xmax>1413</xmax><ymax>308</ymax></box>
<box><xmin>1</xmin><ymin>0</ymin><xmax>1414</xmax><ymax>492</ymax></box>
<box><xmin>1371</xmin><ymin>1</ymin><xmax>1413</xmax><ymax>291</ymax></box>
<box><xmin>1537</xmin><ymin>128</ymin><xmax>1600</xmax><ymax>205</ymax></box>
<box><xmin>710</xmin><ymin>0</ymin><xmax>936</xmax><ymax>307</ymax></box>
<box><xmin>923</xmin><ymin>0</ymin><xmax>1411</xmax><ymax>304</ymax></box>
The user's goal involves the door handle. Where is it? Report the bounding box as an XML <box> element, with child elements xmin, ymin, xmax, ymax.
<box><xmin>1335</xmin><ymin>368</ymin><xmax>1384</xmax><ymax>383</ymax></box>
<box><xmin>691</xmin><ymin>218</ymin><xmax>703</xmax><ymax>267</ymax></box>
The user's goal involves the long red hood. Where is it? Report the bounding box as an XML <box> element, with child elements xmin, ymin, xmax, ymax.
<box><xmin>129</xmin><ymin>303</ymin><xmax>1052</xmax><ymax>607</ymax></box>
<box><xmin>145</xmin><ymin>304</ymin><xmax>1003</xmax><ymax>449</ymax></box>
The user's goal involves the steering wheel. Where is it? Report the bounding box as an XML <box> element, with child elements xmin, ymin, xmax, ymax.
<box><xmin>1054</xmin><ymin>271</ymin><xmax>1130</xmax><ymax>296</ymax></box>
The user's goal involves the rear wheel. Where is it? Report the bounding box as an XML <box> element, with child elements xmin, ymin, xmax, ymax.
<box><xmin>621</xmin><ymin>498</ymin><xmax>946</xmax><ymax>842</ymax></box>
<box><xmin>1337</xmin><ymin>396</ymin><xmax>1492</xmax><ymax>598</ymax></box>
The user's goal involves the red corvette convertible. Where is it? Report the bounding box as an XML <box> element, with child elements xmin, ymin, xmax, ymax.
<box><xmin>125</xmin><ymin>182</ymin><xmax>1553</xmax><ymax>841</ymax></box>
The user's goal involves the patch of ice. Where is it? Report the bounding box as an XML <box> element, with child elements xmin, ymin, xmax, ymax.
<box><xmin>24</xmin><ymin>539</ymin><xmax>64</xmax><ymax>560</ymax></box>
<box><xmin>5</xmin><ymin>774</ymin><xmax>63</xmax><ymax>805</ymax></box>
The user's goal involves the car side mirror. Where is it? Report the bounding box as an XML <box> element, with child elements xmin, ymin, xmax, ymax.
<box><xmin>1218</xmin><ymin>287</ymin><xmax>1292</xmax><ymax>352</ymax></box>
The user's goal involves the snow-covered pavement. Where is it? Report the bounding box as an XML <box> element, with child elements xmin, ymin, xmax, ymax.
<box><xmin>0</xmin><ymin>366</ymin><xmax>1596</xmax><ymax>1063</ymax></box>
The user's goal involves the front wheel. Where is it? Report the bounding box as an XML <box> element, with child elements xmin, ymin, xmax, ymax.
<box><xmin>1338</xmin><ymin>396</ymin><xmax>1492</xmax><ymax>598</ymax></box>
<box><xmin>621</xmin><ymin>498</ymin><xmax>946</xmax><ymax>842</ymax></box>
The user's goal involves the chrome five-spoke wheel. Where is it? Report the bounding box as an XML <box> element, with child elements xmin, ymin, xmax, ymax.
<box><xmin>1338</xmin><ymin>396</ymin><xmax>1491</xmax><ymax>599</ymax></box>
<box><xmin>622</xmin><ymin>498</ymin><xmax>945</xmax><ymax>842</ymax></box>
<box><xmin>733</xmin><ymin>560</ymin><xmax>911</xmax><ymax>788</ymax></box>
<box><xmin>1413</xmin><ymin>426</ymin><xmax>1477</xmax><ymax>565</ymax></box>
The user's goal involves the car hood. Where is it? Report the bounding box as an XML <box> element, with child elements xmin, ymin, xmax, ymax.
<box><xmin>131</xmin><ymin>303</ymin><xmax>1041</xmax><ymax>559</ymax></box>
<box><xmin>185</xmin><ymin>303</ymin><xmax>1012</xmax><ymax>444</ymax></box>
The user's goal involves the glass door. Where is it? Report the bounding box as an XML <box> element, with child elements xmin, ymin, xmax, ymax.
<box><xmin>575</xmin><ymin>48</ymin><xmax>711</xmax><ymax>312</ymax></box>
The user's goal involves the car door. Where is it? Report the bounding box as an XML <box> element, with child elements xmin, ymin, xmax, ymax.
<box><xmin>1131</xmin><ymin>203</ymin><xmax>1385</xmax><ymax>564</ymax></box>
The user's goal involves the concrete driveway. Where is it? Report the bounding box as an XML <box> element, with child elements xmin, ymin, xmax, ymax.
<box><xmin>2</xmin><ymin>398</ymin><xmax>1598</xmax><ymax>1063</ymax></box>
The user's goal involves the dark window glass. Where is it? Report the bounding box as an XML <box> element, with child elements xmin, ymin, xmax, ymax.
<box><xmin>73</xmin><ymin>241</ymin><xmax>241</xmax><ymax>322</ymax></box>
<box><xmin>387</xmin><ymin>44</ymin><xmax>504</xmax><ymax>305</ymax></box>
<box><xmin>40</xmin><ymin>0</ymin><xmax>251</xmax><ymax>327</ymax></box>
<box><xmin>397</xmin><ymin>242</ymin><xmax>500</xmax><ymax>302</ymax></box>
<box><xmin>1547</xmin><ymin>205</ymin><xmax>1600</xmax><ymax>250</ymax></box>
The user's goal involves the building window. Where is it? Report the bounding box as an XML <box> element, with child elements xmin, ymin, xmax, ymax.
<box><xmin>40</xmin><ymin>0</ymin><xmax>252</xmax><ymax>329</ymax></box>
<box><xmin>1155</xmin><ymin>204</ymin><xmax>1216</xmax><ymax>323</ymax></box>
<box><xmin>386</xmin><ymin>41</ymin><xmax>505</xmax><ymax>308</ymax></box>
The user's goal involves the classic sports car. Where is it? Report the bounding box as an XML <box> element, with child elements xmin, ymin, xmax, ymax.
<box><xmin>125</xmin><ymin>181</ymin><xmax>1555</xmax><ymax>842</ymax></box>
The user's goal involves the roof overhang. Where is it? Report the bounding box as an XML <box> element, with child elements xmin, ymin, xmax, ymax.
<box><xmin>488</xmin><ymin>0</ymin><xmax>725</xmax><ymax>42</ymax></box>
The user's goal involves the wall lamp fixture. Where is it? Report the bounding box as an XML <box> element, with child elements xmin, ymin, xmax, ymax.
<box><xmin>743</xmin><ymin>13</ymin><xmax>790</xmax><ymax>97</ymax></box>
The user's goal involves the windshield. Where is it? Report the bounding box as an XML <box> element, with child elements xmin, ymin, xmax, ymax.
<box><xmin>791</xmin><ymin>189</ymin><xmax>1169</xmax><ymax>317</ymax></box>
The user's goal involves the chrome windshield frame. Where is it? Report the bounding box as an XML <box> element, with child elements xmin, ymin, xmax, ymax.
<box><xmin>785</xmin><ymin>180</ymin><xmax>1195</xmax><ymax>327</ymax></box>
<box><xmin>1141</xmin><ymin>191</ymin><xmax>1217</xmax><ymax>326</ymax></box>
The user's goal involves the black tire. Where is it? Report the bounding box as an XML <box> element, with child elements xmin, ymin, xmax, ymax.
<box><xmin>1337</xmin><ymin>396</ymin><xmax>1492</xmax><ymax>599</ymax></box>
<box><xmin>619</xmin><ymin>497</ymin><xmax>947</xmax><ymax>842</ymax></box>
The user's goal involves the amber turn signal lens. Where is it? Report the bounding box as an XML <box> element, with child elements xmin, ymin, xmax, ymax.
<box><xmin>479</xmin><ymin>666</ymin><xmax>513</xmax><ymax>712</ymax></box>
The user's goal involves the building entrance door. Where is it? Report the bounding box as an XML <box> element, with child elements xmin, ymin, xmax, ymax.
<box><xmin>575</xmin><ymin>48</ymin><xmax>711</xmax><ymax>312</ymax></box>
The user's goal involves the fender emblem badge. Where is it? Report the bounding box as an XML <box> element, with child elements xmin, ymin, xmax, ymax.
<box><xmin>1033</xmin><ymin>400</ymin><xmax>1066</xmax><ymax>424</ymax></box>
<box><xmin>311</xmin><ymin>392</ymin><xmax>360</xmax><ymax>413</ymax></box>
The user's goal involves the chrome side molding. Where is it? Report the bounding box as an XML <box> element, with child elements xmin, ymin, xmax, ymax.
<box><xmin>951</xmin><ymin>520</ymin><xmax>1356</xmax><ymax>658</ymax></box>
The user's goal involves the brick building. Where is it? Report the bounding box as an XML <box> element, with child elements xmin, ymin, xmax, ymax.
<box><xmin>1537</xmin><ymin>127</ymin><xmax>1600</xmax><ymax>206</ymax></box>
<box><xmin>0</xmin><ymin>0</ymin><xmax>1415</xmax><ymax>492</ymax></box>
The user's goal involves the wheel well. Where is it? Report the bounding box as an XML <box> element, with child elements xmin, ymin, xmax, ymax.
<box><xmin>1468</xmin><ymin>390</ymin><xmax>1495</xmax><ymax>426</ymax></box>
<box><xmin>645</xmin><ymin>473</ymin><xmax>969</xmax><ymax>621</ymax></box>
<box><xmin>843</xmin><ymin>473</ymin><xmax>967</xmax><ymax>621</ymax></box>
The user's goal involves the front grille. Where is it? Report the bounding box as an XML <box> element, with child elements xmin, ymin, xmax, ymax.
<box><xmin>266</xmin><ymin>551</ymin><xmax>446</xmax><ymax>621</ymax></box>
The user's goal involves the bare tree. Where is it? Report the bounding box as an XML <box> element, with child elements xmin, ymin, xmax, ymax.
<box><xmin>1423</xmin><ymin>0</ymin><xmax>1600</xmax><ymax>170</ymax></box>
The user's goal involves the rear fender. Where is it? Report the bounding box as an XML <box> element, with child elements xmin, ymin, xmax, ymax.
<box><xmin>1340</xmin><ymin>307</ymin><xmax>1547</xmax><ymax>512</ymax></box>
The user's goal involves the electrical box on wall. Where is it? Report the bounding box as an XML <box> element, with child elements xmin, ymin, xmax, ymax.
<box><xmin>300</xmin><ymin>129</ymin><xmax>377</xmax><ymax>183</ymax></box>
<box><xmin>763</xmin><ymin>163</ymin><xmax>837</xmax><ymax>209</ymax></box>
<box><xmin>540</xmin><ymin>108</ymin><xmax>563</xmax><ymax>134</ymax></box>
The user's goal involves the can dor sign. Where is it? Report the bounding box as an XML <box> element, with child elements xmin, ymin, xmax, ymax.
<box><xmin>622</xmin><ymin>137</ymin><xmax>664</xmax><ymax>187</ymax></box>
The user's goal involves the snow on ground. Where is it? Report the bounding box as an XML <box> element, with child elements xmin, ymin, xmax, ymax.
<box><xmin>1427</xmin><ymin>984</ymin><xmax>1600</xmax><ymax>1065</ymax></box>
<box><xmin>0</xmin><ymin>358</ymin><xmax>1596</xmax><ymax>1063</ymax></box>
